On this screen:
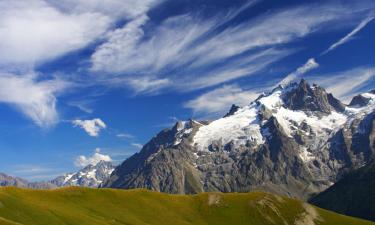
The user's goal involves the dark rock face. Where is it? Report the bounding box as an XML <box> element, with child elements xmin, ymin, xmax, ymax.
<box><xmin>350</xmin><ymin>95</ymin><xmax>370</xmax><ymax>107</ymax></box>
<box><xmin>103</xmin><ymin>80</ymin><xmax>375</xmax><ymax>200</ymax></box>
<box><xmin>102</xmin><ymin>120</ymin><xmax>203</xmax><ymax>194</ymax></box>
<box><xmin>224</xmin><ymin>104</ymin><xmax>240</xmax><ymax>117</ymax></box>
<box><xmin>309</xmin><ymin>159</ymin><xmax>375</xmax><ymax>222</ymax></box>
<box><xmin>283</xmin><ymin>79</ymin><xmax>344</xmax><ymax>113</ymax></box>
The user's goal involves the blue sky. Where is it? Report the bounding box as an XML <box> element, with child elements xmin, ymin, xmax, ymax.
<box><xmin>0</xmin><ymin>0</ymin><xmax>375</xmax><ymax>181</ymax></box>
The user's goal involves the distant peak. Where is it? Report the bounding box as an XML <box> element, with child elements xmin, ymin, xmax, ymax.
<box><xmin>279</xmin><ymin>79</ymin><xmax>344</xmax><ymax>113</ymax></box>
<box><xmin>349</xmin><ymin>91</ymin><xmax>375</xmax><ymax>107</ymax></box>
<box><xmin>224</xmin><ymin>104</ymin><xmax>240</xmax><ymax>118</ymax></box>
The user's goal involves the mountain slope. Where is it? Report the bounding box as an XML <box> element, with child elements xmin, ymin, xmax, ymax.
<box><xmin>309</xmin><ymin>159</ymin><xmax>375</xmax><ymax>222</ymax></box>
<box><xmin>103</xmin><ymin>80</ymin><xmax>375</xmax><ymax>199</ymax></box>
<box><xmin>0</xmin><ymin>187</ymin><xmax>373</xmax><ymax>225</ymax></box>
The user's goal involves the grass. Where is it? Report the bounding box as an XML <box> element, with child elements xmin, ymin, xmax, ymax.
<box><xmin>0</xmin><ymin>187</ymin><xmax>373</xmax><ymax>225</ymax></box>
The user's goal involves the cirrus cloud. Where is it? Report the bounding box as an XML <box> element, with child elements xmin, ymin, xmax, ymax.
<box><xmin>184</xmin><ymin>84</ymin><xmax>260</xmax><ymax>117</ymax></box>
<box><xmin>0</xmin><ymin>72</ymin><xmax>69</xmax><ymax>127</ymax></box>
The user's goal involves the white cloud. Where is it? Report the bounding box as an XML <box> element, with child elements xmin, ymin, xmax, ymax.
<box><xmin>131</xmin><ymin>143</ymin><xmax>143</xmax><ymax>149</ymax></box>
<box><xmin>91</xmin><ymin>3</ymin><xmax>367</xmax><ymax>94</ymax></box>
<box><xmin>0</xmin><ymin>0</ymin><xmax>111</xmax><ymax>67</ymax></box>
<box><xmin>322</xmin><ymin>15</ymin><xmax>375</xmax><ymax>55</ymax></box>
<box><xmin>0</xmin><ymin>0</ymin><xmax>165</xmax><ymax>126</ymax></box>
<box><xmin>309</xmin><ymin>67</ymin><xmax>375</xmax><ymax>102</ymax></box>
<box><xmin>75</xmin><ymin>148</ymin><xmax>112</xmax><ymax>167</ymax></box>
<box><xmin>68</xmin><ymin>100</ymin><xmax>94</xmax><ymax>114</ymax></box>
<box><xmin>0</xmin><ymin>72</ymin><xmax>69</xmax><ymax>127</ymax></box>
<box><xmin>127</xmin><ymin>77</ymin><xmax>171</xmax><ymax>95</ymax></box>
<box><xmin>279</xmin><ymin>58</ymin><xmax>319</xmax><ymax>86</ymax></box>
<box><xmin>117</xmin><ymin>133</ymin><xmax>135</xmax><ymax>139</ymax></box>
<box><xmin>72</xmin><ymin>118</ymin><xmax>107</xmax><ymax>137</ymax></box>
<box><xmin>184</xmin><ymin>84</ymin><xmax>260</xmax><ymax>117</ymax></box>
<box><xmin>49</xmin><ymin>0</ymin><xmax>163</xmax><ymax>21</ymax></box>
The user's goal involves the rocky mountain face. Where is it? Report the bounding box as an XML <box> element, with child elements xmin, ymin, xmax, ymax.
<box><xmin>0</xmin><ymin>161</ymin><xmax>114</xmax><ymax>189</ymax></box>
<box><xmin>103</xmin><ymin>80</ymin><xmax>375</xmax><ymax>200</ymax></box>
<box><xmin>309</xmin><ymin>158</ymin><xmax>375</xmax><ymax>222</ymax></box>
<box><xmin>51</xmin><ymin>161</ymin><xmax>114</xmax><ymax>188</ymax></box>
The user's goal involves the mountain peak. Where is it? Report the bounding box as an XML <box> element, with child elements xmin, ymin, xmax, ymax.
<box><xmin>224</xmin><ymin>104</ymin><xmax>240</xmax><ymax>118</ymax></box>
<box><xmin>349</xmin><ymin>91</ymin><xmax>375</xmax><ymax>107</ymax></box>
<box><xmin>282</xmin><ymin>79</ymin><xmax>345</xmax><ymax>113</ymax></box>
<box><xmin>51</xmin><ymin>160</ymin><xmax>114</xmax><ymax>188</ymax></box>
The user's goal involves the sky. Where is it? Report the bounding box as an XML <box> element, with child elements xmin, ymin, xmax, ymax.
<box><xmin>0</xmin><ymin>0</ymin><xmax>375</xmax><ymax>181</ymax></box>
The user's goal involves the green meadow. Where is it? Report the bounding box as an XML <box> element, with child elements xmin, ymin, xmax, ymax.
<box><xmin>0</xmin><ymin>187</ymin><xmax>372</xmax><ymax>225</ymax></box>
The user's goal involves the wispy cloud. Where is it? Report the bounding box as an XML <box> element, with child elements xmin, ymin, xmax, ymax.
<box><xmin>0</xmin><ymin>72</ymin><xmax>69</xmax><ymax>127</ymax></box>
<box><xmin>0</xmin><ymin>0</ymin><xmax>111</xmax><ymax>67</ymax></box>
<box><xmin>279</xmin><ymin>12</ymin><xmax>374</xmax><ymax>86</ymax></box>
<box><xmin>279</xmin><ymin>58</ymin><xmax>319</xmax><ymax>86</ymax></box>
<box><xmin>184</xmin><ymin>84</ymin><xmax>260</xmax><ymax>117</ymax></box>
<box><xmin>91</xmin><ymin>2</ymin><xmax>369</xmax><ymax>94</ymax></box>
<box><xmin>322</xmin><ymin>15</ymin><xmax>374</xmax><ymax>55</ymax></box>
<box><xmin>0</xmin><ymin>0</ymin><xmax>163</xmax><ymax>127</ymax></box>
<box><xmin>131</xmin><ymin>143</ymin><xmax>143</xmax><ymax>149</ymax></box>
<box><xmin>72</xmin><ymin>118</ymin><xmax>106</xmax><ymax>137</ymax></box>
<box><xmin>309</xmin><ymin>67</ymin><xmax>375</xmax><ymax>102</ymax></box>
<box><xmin>9</xmin><ymin>164</ymin><xmax>62</xmax><ymax>181</ymax></box>
<box><xmin>68</xmin><ymin>99</ymin><xmax>95</xmax><ymax>114</ymax></box>
<box><xmin>49</xmin><ymin>0</ymin><xmax>163</xmax><ymax>21</ymax></box>
<box><xmin>116</xmin><ymin>133</ymin><xmax>135</xmax><ymax>139</ymax></box>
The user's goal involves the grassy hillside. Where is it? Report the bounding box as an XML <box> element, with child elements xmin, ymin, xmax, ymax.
<box><xmin>0</xmin><ymin>187</ymin><xmax>373</xmax><ymax>225</ymax></box>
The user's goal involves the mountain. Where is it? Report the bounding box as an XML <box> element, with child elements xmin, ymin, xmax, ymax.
<box><xmin>51</xmin><ymin>161</ymin><xmax>114</xmax><ymax>188</ymax></box>
<box><xmin>0</xmin><ymin>173</ymin><xmax>57</xmax><ymax>189</ymax></box>
<box><xmin>0</xmin><ymin>173</ymin><xmax>29</xmax><ymax>188</ymax></box>
<box><xmin>309</xmin><ymin>158</ymin><xmax>375</xmax><ymax>222</ymax></box>
<box><xmin>103</xmin><ymin>79</ymin><xmax>375</xmax><ymax>200</ymax></box>
<box><xmin>0</xmin><ymin>187</ymin><xmax>373</xmax><ymax>225</ymax></box>
<box><xmin>0</xmin><ymin>161</ymin><xmax>114</xmax><ymax>189</ymax></box>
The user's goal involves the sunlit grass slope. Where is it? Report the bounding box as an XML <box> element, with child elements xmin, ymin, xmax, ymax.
<box><xmin>0</xmin><ymin>187</ymin><xmax>373</xmax><ymax>225</ymax></box>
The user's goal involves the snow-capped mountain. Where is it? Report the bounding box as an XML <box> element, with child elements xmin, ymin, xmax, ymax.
<box><xmin>103</xmin><ymin>80</ymin><xmax>375</xmax><ymax>200</ymax></box>
<box><xmin>51</xmin><ymin>161</ymin><xmax>114</xmax><ymax>188</ymax></box>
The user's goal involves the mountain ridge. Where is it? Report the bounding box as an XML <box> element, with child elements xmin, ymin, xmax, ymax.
<box><xmin>0</xmin><ymin>160</ymin><xmax>114</xmax><ymax>189</ymax></box>
<box><xmin>103</xmin><ymin>79</ymin><xmax>375</xmax><ymax>200</ymax></box>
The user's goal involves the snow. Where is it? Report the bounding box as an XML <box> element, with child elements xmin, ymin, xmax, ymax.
<box><xmin>193</xmin><ymin>105</ymin><xmax>264</xmax><ymax>152</ymax></box>
<box><xmin>299</xmin><ymin>147</ymin><xmax>315</xmax><ymax>162</ymax></box>
<box><xmin>63</xmin><ymin>173</ymin><xmax>74</xmax><ymax>184</ymax></box>
<box><xmin>86</xmin><ymin>169</ymin><xmax>97</xmax><ymax>180</ymax></box>
<box><xmin>345</xmin><ymin>92</ymin><xmax>375</xmax><ymax>134</ymax></box>
<box><xmin>192</xmin><ymin>84</ymin><xmax>373</xmax><ymax>164</ymax></box>
<box><xmin>174</xmin><ymin>121</ymin><xmax>193</xmax><ymax>145</ymax></box>
<box><xmin>361</xmin><ymin>92</ymin><xmax>375</xmax><ymax>99</ymax></box>
<box><xmin>259</xmin><ymin>86</ymin><xmax>347</xmax><ymax>139</ymax></box>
